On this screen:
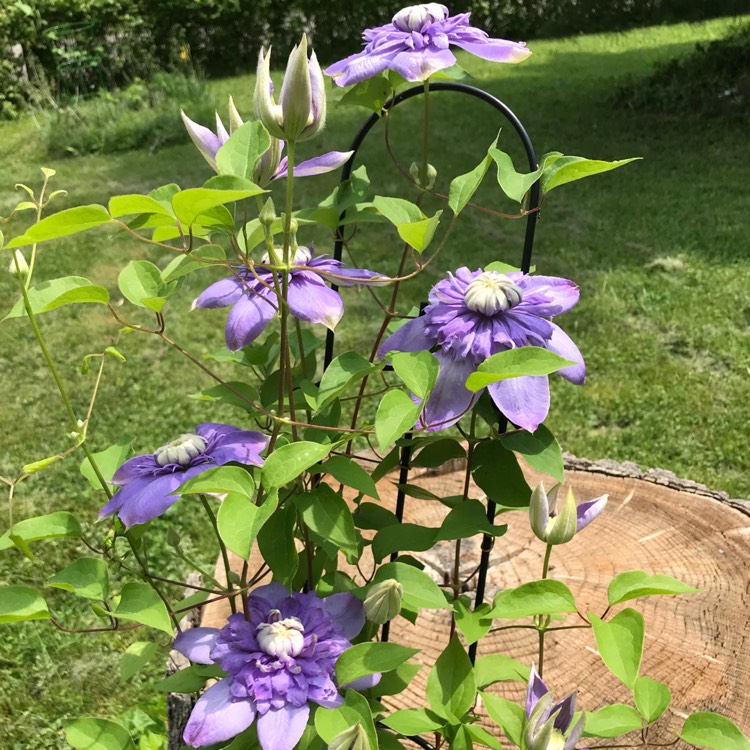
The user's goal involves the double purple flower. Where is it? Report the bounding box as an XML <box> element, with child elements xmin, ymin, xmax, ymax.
<box><xmin>325</xmin><ymin>3</ymin><xmax>530</xmax><ymax>86</ymax></box>
<box><xmin>99</xmin><ymin>423</ymin><xmax>268</xmax><ymax>527</ymax></box>
<box><xmin>525</xmin><ymin>666</ymin><xmax>585</xmax><ymax>750</ymax></box>
<box><xmin>193</xmin><ymin>245</ymin><xmax>387</xmax><ymax>351</ymax></box>
<box><xmin>379</xmin><ymin>267</ymin><xmax>584</xmax><ymax>432</ymax></box>
<box><xmin>175</xmin><ymin>583</ymin><xmax>378</xmax><ymax>750</ymax></box>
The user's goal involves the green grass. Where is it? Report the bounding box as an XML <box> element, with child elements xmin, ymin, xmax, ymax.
<box><xmin>1</xmin><ymin>14</ymin><xmax>749</xmax><ymax>748</ymax></box>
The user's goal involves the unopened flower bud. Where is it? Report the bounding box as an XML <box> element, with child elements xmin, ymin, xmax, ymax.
<box><xmin>329</xmin><ymin>723</ymin><xmax>369</xmax><ymax>750</ymax></box>
<box><xmin>409</xmin><ymin>161</ymin><xmax>437</xmax><ymax>190</ymax></box>
<box><xmin>227</xmin><ymin>95</ymin><xmax>244</xmax><ymax>134</ymax></box>
<box><xmin>364</xmin><ymin>579</ymin><xmax>403</xmax><ymax>624</ymax></box>
<box><xmin>166</xmin><ymin>527</ymin><xmax>181</xmax><ymax>548</ymax></box>
<box><xmin>259</xmin><ymin>197</ymin><xmax>277</xmax><ymax>226</ymax></box>
<box><xmin>530</xmin><ymin>482</ymin><xmax>607</xmax><ymax>546</ymax></box>
<box><xmin>9</xmin><ymin>250</ymin><xmax>29</xmax><ymax>277</ymax></box>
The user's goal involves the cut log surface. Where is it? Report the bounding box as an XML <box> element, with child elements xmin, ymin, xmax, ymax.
<box><xmin>199</xmin><ymin>457</ymin><xmax>750</xmax><ymax>746</ymax></box>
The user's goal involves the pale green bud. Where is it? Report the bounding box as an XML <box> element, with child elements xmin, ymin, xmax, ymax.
<box><xmin>545</xmin><ymin>487</ymin><xmax>578</xmax><ymax>545</ymax></box>
<box><xmin>9</xmin><ymin>250</ymin><xmax>29</xmax><ymax>277</ymax></box>
<box><xmin>364</xmin><ymin>579</ymin><xmax>403</xmax><ymax>624</ymax></box>
<box><xmin>530</xmin><ymin>482</ymin><xmax>578</xmax><ymax>545</ymax></box>
<box><xmin>259</xmin><ymin>197</ymin><xmax>277</xmax><ymax>227</ymax></box>
<box><xmin>227</xmin><ymin>95</ymin><xmax>244</xmax><ymax>133</ymax></box>
<box><xmin>409</xmin><ymin>161</ymin><xmax>437</xmax><ymax>190</ymax></box>
<box><xmin>328</xmin><ymin>723</ymin><xmax>369</xmax><ymax>750</ymax></box>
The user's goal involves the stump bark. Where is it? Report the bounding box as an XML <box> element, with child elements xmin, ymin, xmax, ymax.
<box><xmin>191</xmin><ymin>457</ymin><xmax>750</xmax><ymax>747</ymax></box>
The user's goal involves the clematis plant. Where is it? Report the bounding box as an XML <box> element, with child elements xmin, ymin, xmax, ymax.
<box><xmin>0</xmin><ymin>8</ymin><xmax>746</xmax><ymax>750</ymax></box>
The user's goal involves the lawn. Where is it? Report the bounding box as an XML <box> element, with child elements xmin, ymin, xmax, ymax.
<box><xmin>0</xmin><ymin>14</ymin><xmax>748</xmax><ymax>748</ymax></box>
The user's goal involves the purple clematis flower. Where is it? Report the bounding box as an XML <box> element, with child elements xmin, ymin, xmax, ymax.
<box><xmin>524</xmin><ymin>666</ymin><xmax>585</xmax><ymax>750</ymax></box>
<box><xmin>181</xmin><ymin>102</ymin><xmax>352</xmax><ymax>186</ymax></box>
<box><xmin>325</xmin><ymin>3</ymin><xmax>530</xmax><ymax>87</ymax></box>
<box><xmin>99</xmin><ymin>423</ymin><xmax>268</xmax><ymax>527</ymax></box>
<box><xmin>379</xmin><ymin>267</ymin><xmax>584</xmax><ymax>432</ymax></box>
<box><xmin>529</xmin><ymin>483</ymin><xmax>608</xmax><ymax>546</ymax></box>
<box><xmin>193</xmin><ymin>245</ymin><xmax>387</xmax><ymax>351</ymax></box>
<box><xmin>175</xmin><ymin>582</ymin><xmax>379</xmax><ymax>750</ymax></box>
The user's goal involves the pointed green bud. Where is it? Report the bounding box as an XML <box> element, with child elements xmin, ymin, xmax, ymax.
<box><xmin>546</xmin><ymin>487</ymin><xmax>578</xmax><ymax>545</ymax></box>
<box><xmin>255</xmin><ymin>47</ymin><xmax>286</xmax><ymax>141</ymax></box>
<box><xmin>529</xmin><ymin>482</ymin><xmax>550</xmax><ymax>543</ymax></box>
<box><xmin>409</xmin><ymin>161</ymin><xmax>437</xmax><ymax>190</ymax></box>
<box><xmin>228</xmin><ymin>96</ymin><xmax>244</xmax><ymax>133</ymax></box>
<box><xmin>280</xmin><ymin>35</ymin><xmax>314</xmax><ymax>141</ymax></box>
<box><xmin>364</xmin><ymin>578</ymin><xmax>403</xmax><ymax>624</ymax></box>
<box><xmin>328</xmin><ymin>723</ymin><xmax>369</xmax><ymax>750</ymax></box>
<box><xmin>9</xmin><ymin>249</ymin><xmax>29</xmax><ymax>277</ymax></box>
<box><xmin>259</xmin><ymin>197</ymin><xmax>277</xmax><ymax>227</ymax></box>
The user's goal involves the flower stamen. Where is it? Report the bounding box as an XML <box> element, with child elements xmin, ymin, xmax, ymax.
<box><xmin>464</xmin><ymin>271</ymin><xmax>523</xmax><ymax>315</ymax></box>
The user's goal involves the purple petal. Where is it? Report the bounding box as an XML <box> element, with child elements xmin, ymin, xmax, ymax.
<box><xmin>552</xmin><ymin>692</ymin><xmax>576</xmax><ymax>732</ymax></box>
<box><xmin>345</xmin><ymin>672</ymin><xmax>382</xmax><ymax>690</ymax></box>
<box><xmin>514</xmin><ymin>275</ymin><xmax>580</xmax><ymax>317</ymax></box>
<box><xmin>174</xmin><ymin>627</ymin><xmax>221</xmax><ymax>664</ymax></box>
<box><xmin>210</xmin><ymin>430</ymin><xmax>269</xmax><ymax>467</ymax></box>
<box><xmin>193</xmin><ymin>276</ymin><xmax>246</xmax><ymax>310</ymax></box>
<box><xmin>196</xmin><ymin>423</ymin><xmax>244</xmax><ymax>442</ymax></box>
<box><xmin>99</xmin><ymin>476</ymin><xmax>152</xmax><ymax>520</ymax></box>
<box><xmin>565</xmin><ymin>712</ymin><xmax>586</xmax><ymax>750</ymax></box>
<box><xmin>322</xmin><ymin>593</ymin><xmax>365</xmax><ymax>639</ymax></box>
<box><xmin>112</xmin><ymin>455</ymin><xmax>158</xmax><ymax>485</ymax></box>
<box><xmin>181</xmin><ymin>111</ymin><xmax>221</xmax><ymax>170</ymax></box>
<box><xmin>226</xmin><ymin>289</ymin><xmax>277</xmax><ymax>351</ymax></box>
<box><xmin>378</xmin><ymin>317</ymin><xmax>430</xmax><ymax>357</ymax></box>
<box><xmin>288</xmin><ymin>151</ymin><xmax>353</xmax><ymax>178</ymax></box>
<box><xmin>256</xmin><ymin>704</ymin><xmax>310</xmax><ymax>750</ymax></box>
<box><xmin>546</xmin><ymin>322</ymin><xmax>585</xmax><ymax>385</ymax></box>
<box><xmin>388</xmin><ymin>47</ymin><xmax>456</xmax><ymax>82</ymax></box>
<box><xmin>450</xmin><ymin>37</ymin><xmax>530</xmax><ymax>64</ymax></box>
<box><xmin>526</xmin><ymin>666</ymin><xmax>549</xmax><ymax>718</ymax></box>
<box><xmin>215</xmin><ymin>113</ymin><xmax>229</xmax><ymax>144</ymax></box>
<box><xmin>576</xmin><ymin>495</ymin><xmax>608</xmax><ymax>532</ymax></box>
<box><xmin>421</xmin><ymin>350</ymin><xmax>477</xmax><ymax>432</ymax></box>
<box><xmin>325</xmin><ymin>50</ymin><xmax>394</xmax><ymax>87</ymax></box>
<box><xmin>251</xmin><ymin>582</ymin><xmax>293</xmax><ymax>610</ymax></box>
<box><xmin>183</xmin><ymin>678</ymin><xmax>255</xmax><ymax>747</ymax></box>
<box><xmin>286</xmin><ymin>274</ymin><xmax>343</xmax><ymax>330</ymax></box>
<box><xmin>488</xmin><ymin>374</ymin><xmax>550</xmax><ymax>433</ymax></box>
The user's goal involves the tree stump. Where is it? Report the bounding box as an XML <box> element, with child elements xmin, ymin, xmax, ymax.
<box><xmin>191</xmin><ymin>457</ymin><xmax>750</xmax><ymax>747</ymax></box>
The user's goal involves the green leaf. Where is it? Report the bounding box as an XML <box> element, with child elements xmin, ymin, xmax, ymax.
<box><xmin>481</xmin><ymin>693</ymin><xmax>524</xmax><ymax>747</ymax></box>
<box><xmin>375</xmin><ymin>390</ymin><xmax>421</xmax><ymax>451</ymax></box>
<box><xmin>390</xmin><ymin>351</ymin><xmax>439</xmax><ymax>400</ymax></box>
<box><xmin>371</xmin><ymin>661</ymin><xmax>423</xmax><ymax>698</ymax></box>
<box><xmin>474</xmin><ymin>654</ymin><xmax>530</xmax><ymax>688</ymax></box>
<box><xmin>465</xmin><ymin>724</ymin><xmax>503</xmax><ymax>750</ymax></box>
<box><xmin>217</xmin><ymin>490</ymin><xmax>278</xmax><ymax>559</ymax></box>
<box><xmin>372</xmin><ymin>196</ymin><xmax>424</xmax><ymax>225</ymax></box>
<box><xmin>156</xmin><ymin>663</ymin><xmax>224</xmax><ymax>693</ymax></box>
<box><xmin>189</xmin><ymin>381</ymin><xmax>261</xmax><ymax>413</ymax></box>
<box><xmin>634</xmin><ymin>676</ymin><xmax>671</xmax><ymax>723</ymax></box>
<box><xmin>336</xmin><ymin>642</ymin><xmax>419</xmax><ymax>686</ymax></box>
<box><xmin>317</xmin><ymin>352</ymin><xmax>381</xmax><ymax>410</ymax></box>
<box><xmin>320</xmin><ymin>455</ymin><xmax>379</xmax><ymax>499</ymax></box>
<box><xmin>114</xmin><ymin>583</ymin><xmax>173</xmax><ymax>635</ymax></box>
<box><xmin>4</xmin><ymin>276</ymin><xmax>110</xmax><ymax>320</ymax></box>
<box><xmin>295</xmin><ymin>485</ymin><xmax>359</xmax><ymax>561</ymax></box>
<box><xmin>607</xmin><ymin>570</ymin><xmax>699</xmax><ymax>606</ymax></box>
<box><xmin>118</xmin><ymin>260</ymin><xmax>176</xmax><ymax>312</ymax></box>
<box><xmin>120</xmin><ymin>641</ymin><xmax>159</xmax><ymax>682</ymax></box>
<box><xmin>370</xmin><ymin>561</ymin><xmax>448</xmax><ymax>611</ymax></box>
<box><xmin>338</xmin><ymin>75</ymin><xmax>392</xmax><ymax>114</ymax></box>
<box><xmin>412</xmin><ymin>438</ymin><xmax>465</xmax><ymax>468</ymax></box>
<box><xmin>178</xmin><ymin>466</ymin><xmax>255</xmax><ymax>497</ymax></box>
<box><xmin>426</xmin><ymin>634</ymin><xmax>476</xmax><ymax>721</ymax></box>
<box><xmin>262</xmin><ymin>441</ymin><xmax>331</xmax><ymax>488</ymax></box>
<box><xmin>466</xmin><ymin>347</ymin><xmax>576</xmax><ymax>391</ymax></box>
<box><xmin>0</xmin><ymin>585</ymin><xmax>49</xmax><ymax>623</ymax></box>
<box><xmin>541</xmin><ymin>153</ymin><xmax>640</xmax><ymax>194</ymax></box>
<box><xmin>489</xmin><ymin>148</ymin><xmax>543</xmax><ymax>203</ymax></box>
<box><xmin>453</xmin><ymin>599</ymin><xmax>493</xmax><ymax>645</ymax></box>
<box><xmin>79</xmin><ymin>437</ymin><xmax>133</xmax><ymax>490</ymax></box>
<box><xmin>371</xmin><ymin>523</ymin><xmax>437</xmax><ymax>562</ymax></box>
<box><xmin>590</xmin><ymin>608</ymin><xmax>644</xmax><ymax>688</ymax></box>
<box><xmin>7</xmin><ymin>205</ymin><xmax>111</xmax><ymax>248</ymax></box>
<box><xmin>449</xmin><ymin>153</ymin><xmax>492</xmax><ymax>215</ymax></box>
<box><xmin>381</xmin><ymin>708</ymin><xmax>444</xmax><ymax>735</ymax></box>
<box><xmin>64</xmin><ymin>717</ymin><xmax>136</xmax><ymax>750</ymax></box>
<box><xmin>160</xmin><ymin>244</ymin><xmax>226</xmax><ymax>282</ymax></box>
<box><xmin>216</xmin><ymin>121</ymin><xmax>271</xmax><ymax>180</ymax></box>
<box><xmin>0</xmin><ymin>511</ymin><xmax>82</xmax><ymax>551</ymax></box>
<box><xmin>171</xmin><ymin>181</ymin><xmax>266</xmax><ymax>226</ymax></box>
<box><xmin>315</xmin><ymin>690</ymin><xmax>379</xmax><ymax>750</ymax></box>
<box><xmin>397</xmin><ymin>211</ymin><xmax>442</xmax><ymax>253</ymax></box>
<box><xmin>257</xmin><ymin>504</ymin><xmax>298</xmax><ymax>585</ymax></box>
<box><xmin>49</xmin><ymin>558</ymin><xmax>109</xmax><ymax>600</ymax></box>
<box><xmin>109</xmin><ymin>194</ymin><xmax>174</xmax><ymax>219</ymax></box>
<box><xmin>583</xmin><ymin>704</ymin><xmax>643</xmax><ymax>738</ymax></box>
<box><xmin>500</xmin><ymin>424</ymin><xmax>564</xmax><ymax>483</ymax></box>
<box><xmin>680</xmin><ymin>712</ymin><xmax>750</xmax><ymax>750</ymax></box>
<box><xmin>491</xmin><ymin>579</ymin><xmax>577</xmax><ymax>619</ymax></box>
<box><xmin>437</xmin><ymin>500</ymin><xmax>506</xmax><ymax>541</ymax></box>
<box><xmin>472</xmin><ymin>440</ymin><xmax>531</xmax><ymax>508</ymax></box>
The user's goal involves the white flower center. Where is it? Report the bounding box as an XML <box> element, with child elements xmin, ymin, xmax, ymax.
<box><xmin>260</xmin><ymin>246</ymin><xmax>312</xmax><ymax>266</ymax></box>
<box><xmin>256</xmin><ymin>612</ymin><xmax>305</xmax><ymax>658</ymax></box>
<box><xmin>393</xmin><ymin>3</ymin><xmax>448</xmax><ymax>31</ymax></box>
<box><xmin>153</xmin><ymin>433</ymin><xmax>207</xmax><ymax>467</ymax></box>
<box><xmin>547</xmin><ymin>731</ymin><xmax>567</xmax><ymax>750</ymax></box>
<box><xmin>464</xmin><ymin>271</ymin><xmax>523</xmax><ymax>316</ymax></box>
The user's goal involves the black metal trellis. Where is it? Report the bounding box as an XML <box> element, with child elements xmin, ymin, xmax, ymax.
<box><xmin>322</xmin><ymin>82</ymin><xmax>541</xmax><ymax>671</ymax></box>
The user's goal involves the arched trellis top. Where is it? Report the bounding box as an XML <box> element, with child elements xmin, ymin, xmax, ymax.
<box><xmin>321</xmin><ymin>82</ymin><xmax>542</xmax><ymax>680</ymax></box>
